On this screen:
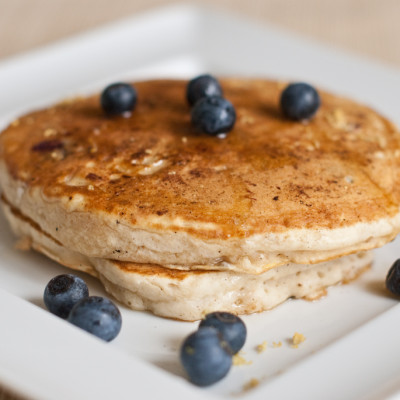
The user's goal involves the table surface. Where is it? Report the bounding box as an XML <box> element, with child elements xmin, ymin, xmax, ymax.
<box><xmin>0</xmin><ymin>1</ymin><xmax>399</xmax><ymax>399</ymax></box>
<box><xmin>0</xmin><ymin>0</ymin><xmax>399</xmax><ymax>68</ymax></box>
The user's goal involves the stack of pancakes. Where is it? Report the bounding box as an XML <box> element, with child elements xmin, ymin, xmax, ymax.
<box><xmin>1</xmin><ymin>79</ymin><xmax>400</xmax><ymax>320</ymax></box>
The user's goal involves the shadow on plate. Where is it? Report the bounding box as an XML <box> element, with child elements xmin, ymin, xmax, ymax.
<box><xmin>363</xmin><ymin>279</ymin><xmax>394</xmax><ymax>299</ymax></box>
<box><xmin>28</xmin><ymin>296</ymin><xmax>46</xmax><ymax>310</ymax></box>
<box><xmin>151</xmin><ymin>357</ymin><xmax>186</xmax><ymax>379</ymax></box>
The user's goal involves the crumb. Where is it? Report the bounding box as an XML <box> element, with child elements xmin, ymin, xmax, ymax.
<box><xmin>182</xmin><ymin>136</ymin><xmax>188</xmax><ymax>143</ymax></box>
<box><xmin>109</xmin><ymin>174</ymin><xmax>121</xmax><ymax>181</ymax></box>
<box><xmin>272</xmin><ymin>341</ymin><xmax>282</xmax><ymax>348</ymax></box>
<box><xmin>240</xmin><ymin>115</ymin><xmax>255</xmax><ymax>125</ymax></box>
<box><xmin>326</xmin><ymin>108</ymin><xmax>348</xmax><ymax>130</ymax></box>
<box><xmin>233</xmin><ymin>352</ymin><xmax>252</xmax><ymax>366</ymax></box>
<box><xmin>87</xmin><ymin>185</ymin><xmax>95</xmax><ymax>191</ymax></box>
<box><xmin>44</xmin><ymin>128</ymin><xmax>57</xmax><ymax>137</ymax></box>
<box><xmin>291</xmin><ymin>332</ymin><xmax>306</xmax><ymax>348</ymax></box>
<box><xmin>256</xmin><ymin>341</ymin><xmax>267</xmax><ymax>353</ymax></box>
<box><xmin>11</xmin><ymin>119</ymin><xmax>20</xmax><ymax>127</ymax></box>
<box><xmin>50</xmin><ymin>150</ymin><xmax>64</xmax><ymax>160</ymax></box>
<box><xmin>243</xmin><ymin>378</ymin><xmax>259</xmax><ymax>391</ymax></box>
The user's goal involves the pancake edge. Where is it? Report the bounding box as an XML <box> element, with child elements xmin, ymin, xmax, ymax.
<box><xmin>2</xmin><ymin>199</ymin><xmax>373</xmax><ymax>320</ymax></box>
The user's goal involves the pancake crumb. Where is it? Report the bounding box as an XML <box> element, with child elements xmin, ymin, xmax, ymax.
<box><xmin>240</xmin><ymin>115</ymin><xmax>255</xmax><ymax>125</ymax></box>
<box><xmin>51</xmin><ymin>150</ymin><xmax>64</xmax><ymax>161</ymax></box>
<box><xmin>326</xmin><ymin>108</ymin><xmax>348</xmax><ymax>130</ymax></box>
<box><xmin>272</xmin><ymin>341</ymin><xmax>282</xmax><ymax>348</ymax></box>
<box><xmin>233</xmin><ymin>352</ymin><xmax>252</xmax><ymax>366</ymax></box>
<box><xmin>243</xmin><ymin>378</ymin><xmax>259</xmax><ymax>391</ymax></box>
<box><xmin>11</xmin><ymin>119</ymin><xmax>20</xmax><ymax>127</ymax></box>
<box><xmin>110</xmin><ymin>174</ymin><xmax>122</xmax><ymax>181</ymax></box>
<box><xmin>291</xmin><ymin>332</ymin><xmax>306</xmax><ymax>348</ymax></box>
<box><xmin>85</xmin><ymin>161</ymin><xmax>96</xmax><ymax>168</ymax></box>
<box><xmin>256</xmin><ymin>341</ymin><xmax>267</xmax><ymax>353</ymax></box>
<box><xmin>44</xmin><ymin>128</ymin><xmax>57</xmax><ymax>137</ymax></box>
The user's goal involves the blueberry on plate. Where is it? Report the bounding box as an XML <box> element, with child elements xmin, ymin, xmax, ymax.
<box><xmin>43</xmin><ymin>274</ymin><xmax>89</xmax><ymax>319</ymax></box>
<box><xmin>186</xmin><ymin>74</ymin><xmax>223</xmax><ymax>106</ymax></box>
<box><xmin>199</xmin><ymin>312</ymin><xmax>246</xmax><ymax>354</ymax></box>
<box><xmin>280</xmin><ymin>82</ymin><xmax>320</xmax><ymax>121</ymax></box>
<box><xmin>191</xmin><ymin>96</ymin><xmax>236</xmax><ymax>135</ymax></box>
<box><xmin>386</xmin><ymin>259</ymin><xmax>400</xmax><ymax>295</ymax></box>
<box><xmin>101</xmin><ymin>82</ymin><xmax>137</xmax><ymax>115</ymax></box>
<box><xmin>67</xmin><ymin>296</ymin><xmax>122</xmax><ymax>342</ymax></box>
<box><xmin>180</xmin><ymin>327</ymin><xmax>232</xmax><ymax>387</ymax></box>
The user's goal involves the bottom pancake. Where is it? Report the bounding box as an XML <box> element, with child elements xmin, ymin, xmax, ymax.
<box><xmin>3</xmin><ymin>201</ymin><xmax>373</xmax><ymax>321</ymax></box>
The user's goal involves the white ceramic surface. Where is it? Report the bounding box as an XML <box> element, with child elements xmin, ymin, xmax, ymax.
<box><xmin>0</xmin><ymin>4</ymin><xmax>399</xmax><ymax>400</ymax></box>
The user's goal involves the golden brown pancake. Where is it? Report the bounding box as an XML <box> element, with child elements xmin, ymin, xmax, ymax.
<box><xmin>1</xmin><ymin>79</ymin><xmax>400</xmax><ymax>272</ymax></box>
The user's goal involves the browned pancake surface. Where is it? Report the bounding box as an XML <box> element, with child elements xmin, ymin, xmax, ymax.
<box><xmin>1</xmin><ymin>79</ymin><xmax>400</xmax><ymax>239</ymax></box>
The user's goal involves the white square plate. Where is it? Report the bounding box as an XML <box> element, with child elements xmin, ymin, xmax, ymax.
<box><xmin>0</xmin><ymin>5</ymin><xmax>400</xmax><ymax>400</ymax></box>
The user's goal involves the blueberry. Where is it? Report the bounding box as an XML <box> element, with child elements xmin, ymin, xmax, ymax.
<box><xmin>199</xmin><ymin>312</ymin><xmax>246</xmax><ymax>354</ymax></box>
<box><xmin>186</xmin><ymin>74</ymin><xmax>223</xmax><ymax>106</ymax></box>
<box><xmin>67</xmin><ymin>296</ymin><xmax>122</xmax><ymax>342</ymax></box>
<box><xmin>101</xmin><ymin>82</ymin><xmax>137</xmax><ymax>115</ymax></box>
<box><xmin>280</xmin><ymin>82</ymin><xmax>320</xmax><ymax>121</ymax></box>
<box><xmin>386</xmin><ymin>259</ymin><xmax>400</xmax><ymax>295</ymax></box>
<box><xmin>43</xmin><ymin>274</ymin><xmax>89</xmax><ymax>319</ymax></box>
<box><xmin>191</xmin><ymin>96</ymin><xmax>236</xmax><ymax>135</ymax></box>
<box><xmin>180</xmin><ymin>327</ymin><xmax>232</xmax><ymax>386</ymax></box>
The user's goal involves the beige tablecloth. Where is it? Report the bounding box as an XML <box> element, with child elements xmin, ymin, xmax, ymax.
<box><xmin>0</xmin><ymin>0</ymin><xmax>399</xmax><ymax>67</ymax></box>
<box><xmin>0</xmin><ymin>0</ymin><xmax>399</xmax><ymax>399</ymax></box>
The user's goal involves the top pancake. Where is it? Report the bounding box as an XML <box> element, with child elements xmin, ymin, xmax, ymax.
<box><xmin>1</xmin><ymin>79</ymin><xmax>400</xmax><ymax>272</ymax></box>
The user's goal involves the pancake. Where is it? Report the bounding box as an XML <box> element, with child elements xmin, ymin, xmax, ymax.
<box><xmin>1</xmin><ymin>79</ymin><xmax>400</xmax><ymax>275</ymax></box>
<box><xmin>2</xmin><ymin>198</ymin><xmax>372</xmax><ymax>320</ymax></box>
